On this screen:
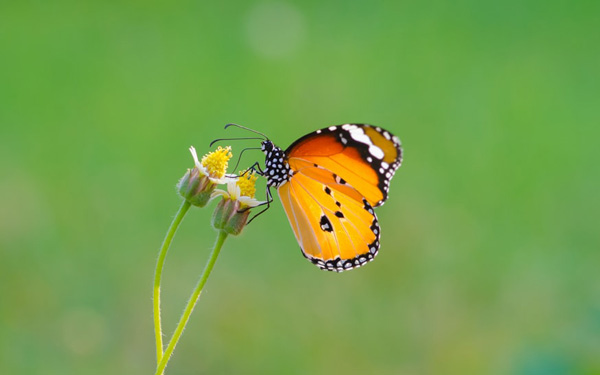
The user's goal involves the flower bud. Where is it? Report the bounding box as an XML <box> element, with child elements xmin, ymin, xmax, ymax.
<box><xmin>177</xmin><ymin>168</ymin><xmax>216</xmax><ymax>207</ymax></box>
<box><xmin>212</xmin><ymin>198</ymin><xmax>250</xmax><ymax>235</ymax></box>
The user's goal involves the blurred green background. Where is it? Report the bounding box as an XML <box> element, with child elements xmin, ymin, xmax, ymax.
<box><xmin>1</xmin><ymin>0</ymin><xmax>599</xmax><ymax>374</ymax></box>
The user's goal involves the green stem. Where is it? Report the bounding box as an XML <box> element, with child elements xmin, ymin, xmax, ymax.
<box><xmin>155</xmin><ymin>230</ymin><xmax>228</xmax><ymax>375</ymax></box>
<box><xmin>153</xmin><ymin>200</ymin><xmax>192</xmax><ymax>364</ymax></box>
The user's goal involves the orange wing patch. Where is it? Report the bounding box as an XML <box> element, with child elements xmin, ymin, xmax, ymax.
<box><xmin>285</xmin><ymin>133</ymin><xmax>344</xmax><ymax>157</ymax></box>
<box><xmin>278</xmin><ymin>169</ymin><xmax>380</xmax><ymax>272</ymax></box>
<box><xmin>288</xmin><ymin>149</ymin><xmax>384</xmax><ymax>206</ymax></box>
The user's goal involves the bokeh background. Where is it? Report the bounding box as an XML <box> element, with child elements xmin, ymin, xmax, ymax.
<box><xmin>1</xmin><ymin>1</ymin><xmax>599</xmax><ymax>374</ymax></box>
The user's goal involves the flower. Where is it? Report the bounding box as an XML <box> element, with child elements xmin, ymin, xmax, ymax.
<box><xmin>178</xmin><ymin>146</ymin><xmax>234</xmax><ymax>207</ymax></box>
<box><xmin>211</xmin><ymin>171</ymin><xmax>265</xmax><ymax>235</ymax></box>
<box><xmin>212</xmin><ymin>171</ymin><xmax>263</xmax><ymax>209</ymax></box>
<box><xmin>193</xmin><ymin>146</ymin><xmax>232</xmax><ymax>184</ymax></box>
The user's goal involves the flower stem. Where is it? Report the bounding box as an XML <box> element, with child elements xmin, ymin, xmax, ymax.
<box><xmin>154</xmin><ymin>200</ymin><xmax>192</xmax><ymax>364</ymax></box>
<box><xmin>155</xmin><ymin>230</ymin><xmax>228</xmax><ymax>375</ymax></box>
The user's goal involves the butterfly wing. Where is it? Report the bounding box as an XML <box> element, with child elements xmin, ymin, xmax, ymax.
<box><xmin>278</xmin><ymin>167</ymin><xmax>380</xmax><ymax>272</ymax></box>
<box><xmin>269</xmin><ymin>124</ymin><xmax>402</xmax><ymax>271</ymax></box>
<box><xmin>285</xmin><ymin>124</ymin><xmax>402</xmax><ymax>207</ymax></box>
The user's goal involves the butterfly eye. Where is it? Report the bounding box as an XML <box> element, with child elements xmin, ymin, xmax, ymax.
<box><xmin>261</xmin><ymin>140</ymin><xmax>274</xmax><ymax>153</ymax></box>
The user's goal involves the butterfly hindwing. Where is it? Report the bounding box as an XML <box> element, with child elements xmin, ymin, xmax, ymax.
<box><xmin>278</xmin><ymin>167</ymin><xmax>380</xmax><ymax>272</ymax></box>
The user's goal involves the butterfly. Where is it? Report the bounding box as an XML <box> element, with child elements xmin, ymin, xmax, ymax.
<box><xmin>255</xmin><ymin>124</ymin><xmax>403</xmax><ymax>272</ymax></box>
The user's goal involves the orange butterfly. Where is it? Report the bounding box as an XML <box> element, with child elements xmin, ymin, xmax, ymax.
<box><xmin>256</xmin><ymin>124</ymin><xmax>403</xmax><ymax>272</ymax></box>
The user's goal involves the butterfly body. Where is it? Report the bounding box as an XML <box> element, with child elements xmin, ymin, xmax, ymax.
<box><xmin>261</xmin><ymin>124</ymin><xmax>402</xmax><ymax>272</ymax></box>
<box><xmin>260</xmin><ymin>140</ymin><xmax>292</xmax><ymax>188</ymax></box>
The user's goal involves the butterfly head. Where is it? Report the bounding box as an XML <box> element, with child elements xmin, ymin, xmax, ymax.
<box><xmin>260</xmin><ymin>140</ymin><xmax>274</xmax><ymax>154</ymax></box>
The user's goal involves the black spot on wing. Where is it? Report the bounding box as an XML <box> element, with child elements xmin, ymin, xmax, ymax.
<box><xmin>319</xmin><ymin>215</ymin><xmax>333</xmax><ymax>232</ymax></box>
<box><xmin>333</xmin><ymin>174</ymin><xmax>347</xmax><ymax>185</ymax></box>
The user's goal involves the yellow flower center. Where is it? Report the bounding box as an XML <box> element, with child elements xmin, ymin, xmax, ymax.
<box><xmin>237</xmin><ymin>171</ymin><xmax>258</xmax><ymax>198</ymax></box>
<box><xmin>201</xmin><ymin>146</ymin><xmax>232</xmax><ymax>179</ymax></box>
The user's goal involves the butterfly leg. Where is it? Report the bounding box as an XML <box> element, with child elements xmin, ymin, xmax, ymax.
<box><xmin>242</xmin><ymin>161</ymin><xmax>265</xmax><ymax>176</ymax></box>
<box><xmin>236</xmin><ymin>162</ymin><xmax>273</xmax><ymax>224</ymax></box>
<box><xmin>228</xmin><ymin>162</ymin><xmax>264</xmax><ymax>179</ymax></box>
<box><xmin>245</xmin><ymin>186</ymin><xmax>273</xmax><ymax>224</ymax></box>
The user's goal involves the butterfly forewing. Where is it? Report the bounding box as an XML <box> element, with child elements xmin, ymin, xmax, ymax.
<box><xmin>285</xmin><ymin>124</ymin><xmax>402</xmax><ymax>207</ymax></box>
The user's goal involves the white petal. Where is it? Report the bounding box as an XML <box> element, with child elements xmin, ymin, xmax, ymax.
<box><xmin>211</xmin><ymin>189</ymin><xmax>230</xmax><ymax>199</ymax></box>
<box><xmin>229</xmin><ymin>183</ymin><xmax>241</xmax><ymax>200</ymax></box>
<box><xmin>208</xmin><ymin>175</ymin><xmax>231</xmax><ymax>185</ymax></box>
<box><xmin>238</xmin><ymin>196</ymin><xmax>266</xmax><ymax>207</ymax></box>
<box><xmin>189</xmin><ymin>146</ymin><xmax>202</xmax><ymax>169</ymax></box>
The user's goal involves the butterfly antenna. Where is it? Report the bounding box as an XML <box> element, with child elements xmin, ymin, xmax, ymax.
<box><xmin>224</xmin><ymin>123</ymin><xmax>269</xmax><ymax>140</ymax></box>
<box><xmin>209</xmin><ymin>137</ymin><xmax>264</xmax><ymax>147</ymax></box>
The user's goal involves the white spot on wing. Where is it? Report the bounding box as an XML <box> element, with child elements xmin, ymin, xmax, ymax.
<box><xmin>348</xmin><ymin>127</ymin><xmax>372</xmax><ymax>146</ymax></box>
<box><xmin>369</xmin><ymin>145</ymin><xmax>384</xmax><ymax>159</ymax></box>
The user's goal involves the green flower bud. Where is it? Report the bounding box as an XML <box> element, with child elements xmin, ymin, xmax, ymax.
<box><xmin>212</xmin><ymin>198</ymin><xmax>250</xmax><ymax>235</ymax></box>
<box><xmin>177</xmin><ymin>168</ymin><xmax>215</xmax><ymax>207</ymax></box>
